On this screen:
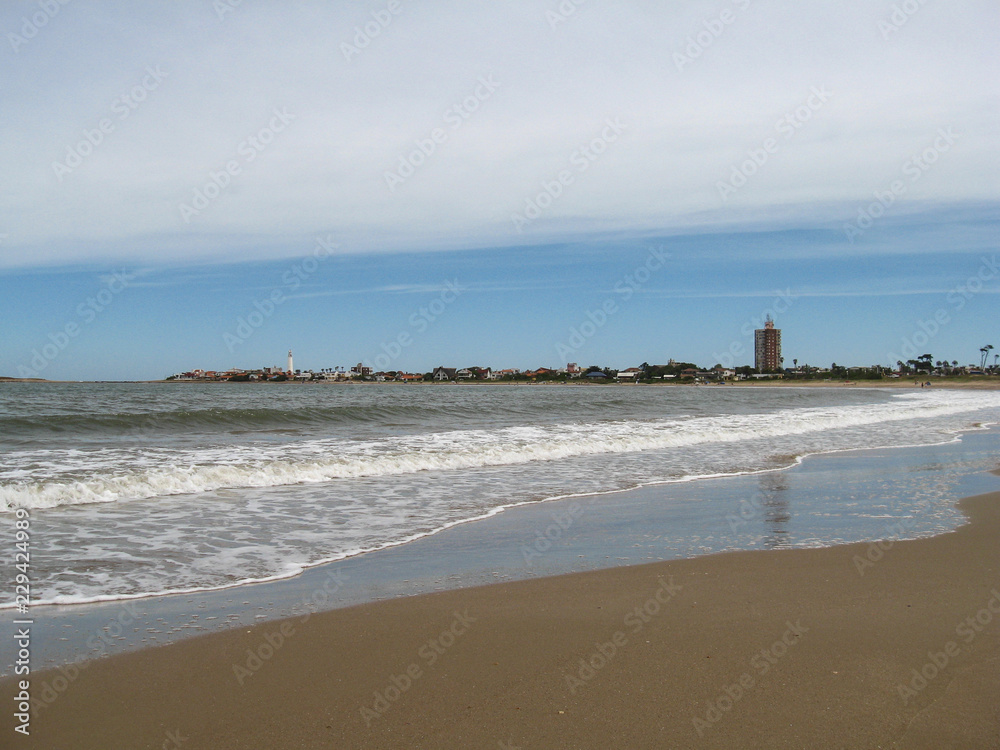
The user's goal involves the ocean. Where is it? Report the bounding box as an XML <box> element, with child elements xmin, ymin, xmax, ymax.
<box><xmin>2</xmin><ymin>382</ymin><xmax>1000</xmax><ymax>611</ymax></box>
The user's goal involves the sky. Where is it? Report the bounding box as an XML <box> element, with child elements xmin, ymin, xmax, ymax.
<box><xmin>0</xmin><ymin>0</ymin><xmax>997</xmax><ymax>380</ymax></box>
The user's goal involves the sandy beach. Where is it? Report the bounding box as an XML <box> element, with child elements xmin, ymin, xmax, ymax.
<box><xmin>7</xmin><ymin>483</ymin><xmax>999</xmax><ymax>749</ymax></box>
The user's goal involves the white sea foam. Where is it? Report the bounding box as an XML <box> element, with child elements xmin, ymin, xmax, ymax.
<box><xmin>3</xmin><ymin>389</ymin><xmax>997</xmax><ymax>511</ymax></box>
<box><xmin>3</xmin><ymin>386</ymin><xmax>999</xmax><ymax>609</ymax></box>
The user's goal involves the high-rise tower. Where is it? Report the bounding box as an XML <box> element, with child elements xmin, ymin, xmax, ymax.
<box><xmin>754</xmin><ymin>317</ymin><xmax>782</xmax><ymax>372</ymax></box>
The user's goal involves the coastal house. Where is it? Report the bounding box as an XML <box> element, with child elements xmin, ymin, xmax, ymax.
<box><xmin>433</xmin><ymin>367</ymin><xmax>458</xmax><ymax>381</ymax></box>
<box><xmin>458</xmin><ymin>367</ymin><xmax>493</xmax><ymax>380</ymax></box>
<box><xmin>617</xmin><ymin>367</ymin><xmax>642</xmax><ymax>382</ymax></box>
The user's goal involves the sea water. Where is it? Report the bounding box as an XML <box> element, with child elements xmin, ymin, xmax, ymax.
<box><xmin>2</xmin><ymin>382</ymin><xmax>999</xmax><ymax>607</ymax></box>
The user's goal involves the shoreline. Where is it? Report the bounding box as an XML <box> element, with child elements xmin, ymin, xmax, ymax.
<box><xmin>3</xmin><ymin>377</ymin><xmax>1000</xmax><ymax>389</ymax></box>
<box><xmin>5</xmin><ymin>424</ymin><xmax>999</xmax><ymax>681</ymax></box>
<box><xmin>8</xmin><ymin>486</ymin><xmax>1000</xmax><ymax>748</ymax></box>
<box><xmin>7</xmin><ymin>424</ymin><xmax>987</xmax><ymax>614</ymax></box>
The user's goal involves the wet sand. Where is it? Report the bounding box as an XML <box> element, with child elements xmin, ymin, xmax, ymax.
<box><xmin>7</xmin><ymin>489</ymin><xmax>1000</xmax><ymax>749</ymax></box>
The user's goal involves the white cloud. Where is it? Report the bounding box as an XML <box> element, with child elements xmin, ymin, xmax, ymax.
<box><xmin>0</xmin><ymin>0</ymin><xmax>996</xmax><ymax>268</ymax></box>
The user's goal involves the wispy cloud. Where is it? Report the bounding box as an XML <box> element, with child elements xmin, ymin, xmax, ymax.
<box><xmin>0</xmin><ymin>2</ymin><xmax>996</xmax><ymax>268</ymax></box>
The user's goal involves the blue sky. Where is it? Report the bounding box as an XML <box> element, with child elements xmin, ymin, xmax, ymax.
<box><xmin>0</xmin><ymin>1</ymin><xmax>997</xmax><ymax>380</ymax></box>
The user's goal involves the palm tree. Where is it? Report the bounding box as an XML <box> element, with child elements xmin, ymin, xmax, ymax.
<box><xmin>980</xmin><ymin>345</ymin><xmax>994</xmax><ymax>369</ymax></box>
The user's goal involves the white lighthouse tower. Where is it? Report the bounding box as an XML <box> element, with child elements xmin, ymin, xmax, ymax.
<box><xmin>287</xmin><ymin>350</ymin><xmax>293</xmax><ymax>375</ymax></box>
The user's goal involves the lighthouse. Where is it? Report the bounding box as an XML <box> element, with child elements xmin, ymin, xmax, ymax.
<box><xmin>287</xmin><ymin>350</ymin><xmax>293</xmax><ymax>375</ymax></box>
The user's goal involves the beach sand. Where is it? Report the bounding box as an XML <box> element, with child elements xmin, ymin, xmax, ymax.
<box><xmin>8</xmin><ymin>490</ymin><xmax>1000</xmax><ymax>749</ymax></box>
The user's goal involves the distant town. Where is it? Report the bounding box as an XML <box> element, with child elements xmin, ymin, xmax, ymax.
<box><xmin>166</xmin><ymin>360</ymin><xmax>997</xmax><ymax>384</ymax></box>
<box><xmin>167</xmin><ymin>323</ymin><xmax>998</xmax><ymax>383</ymax></box>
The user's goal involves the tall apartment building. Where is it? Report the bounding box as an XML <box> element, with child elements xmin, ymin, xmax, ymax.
<box><xmin>754</xmin><ymin>316</ymin><xmax>782</xmax><ymax>372</ymax></box>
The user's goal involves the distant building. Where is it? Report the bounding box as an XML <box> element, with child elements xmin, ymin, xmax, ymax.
<box><xmin>754</xmin><ymin>316</ymin><xmax>782</xmax><ymax>372</ymax></box>
<box><xmin>432</xmin><ymin>366</ymin><xmax>457</xmax><ymax>381</ymax></box>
